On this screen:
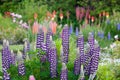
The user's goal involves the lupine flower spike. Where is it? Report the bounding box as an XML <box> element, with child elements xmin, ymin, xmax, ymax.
<box><xmin>49</xmin><ymin>41</ymin><xmax>57</xmax><ymax>78</ymax></box>
<box><xmin>60</xmin><ymin>63</ymin><xmax>68</xmax><ymax>80</ymax></box>
<box><xmin>74</xmin><ymin>48</ymin><xmax>80</xmax><ymax>75</ymax></box>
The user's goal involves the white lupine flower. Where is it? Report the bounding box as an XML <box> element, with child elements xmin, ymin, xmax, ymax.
<box><xmin>114</xmin><ymin>35</ymin><xmax>118</xmax><ymax>39</ymax></box>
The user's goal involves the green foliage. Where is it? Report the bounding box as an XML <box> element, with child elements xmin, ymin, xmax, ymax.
<box><xmin>0</xmin><ymin>14</ymin><xmax>27</xmax><ymax>44</ymax></box>
<box><xmin>17</xmin><ymin>0</ymin><xmax>47</xmax><ymax>22</ymax></box>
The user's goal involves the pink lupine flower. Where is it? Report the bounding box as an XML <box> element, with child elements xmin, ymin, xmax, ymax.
<box><xmin>76</xmin><ymin>6</ymin><xmax>80</xmax><ymax>20</ymax></box>
<box><xmin>32</xmin><ymin>21</ymin><xmax>39</xmax><ymax>34</ymax></box>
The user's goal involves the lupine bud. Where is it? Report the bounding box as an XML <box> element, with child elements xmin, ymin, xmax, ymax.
<box><xmin>60</xmin><ymin>63</ymin><xmax>68</xmax><ymax>80</ymax></box>
<box><xmin>36</xmin><ymin>26</ymin><xmax>44</xmax><ymax>49</ymax></box>
<box><xmin>108</xmin><ymin>32</ymin><xmax>111</xmax><ymax>40</ymax></box>
<box><xmin>61</xmin><ymin>25</ymin><xmax>69</xmax><ymax>63</ymax></box>
<box><xmin>49</xmin><ymin>41</ymin><xmax>57</xmax><ymax>78</ymax></box>
<box><xmin>76</xmin><ymin>6</ymin><xmax>80</xmax><ymax>20</ymax></box>
<box><xmin>74</xmin><ymin>48</ymin><xmax>80</xmax><ymax>75</ymax></box>
<box><xmin>29</xmin><ymin>75</ymin><xmax>36</xmax><ymax>80</ymax></box>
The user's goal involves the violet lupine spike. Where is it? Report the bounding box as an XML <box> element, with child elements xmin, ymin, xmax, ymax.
<box><xmin>77</xmin><ymin>32</ymin><xmax>84</xmax><ymax>64</ymax></box>
<box><xmin>2</xmin><ymin>40</ymin><xmax>11</xmax><ymax>69</ymax></box>
<box><xmin>60</xmin><ymin>63</ymin><xmax>68</xmax><ymax>80</ymax></box>
<box><xmin>61</xmin><ymin>25</ymin><xmax>69</xmax><ymax>63</ymax></box>
<box><xmin>46</xmin><ymin>28</ymin><xmax>52</xmax><ymax>57</ymax></box>
<box><xmin>49</xmin><ymin>41</ymin><xmax>57</xmax><ymax>78</ymax></box>
<box><xmin>36</xmin><ymin>27</ymin><xmax>44</xmax><ymax>49</ymax></box>
<box><xmin>90</xmin><ymin>41</ymin><xmax>100</xmax><ymax>75</ymax></box>
<box><xmin>3</xmin><ymin>68</ymin><xmax>10</xmax><ymax>80</ymax></box>
<box><xmin>108</xmin><ymin>32</ymin><xmax>111</xmax><ymax>40</ymax></box>
<box><xmin>74</xmin><ymin>48</ymin><xmax>80</xmax><ymax>75</ymax></box>
<box><xmin>18</xmin><ymin>63</ymin><xmax>25</xmax><ymax>76</ymax></box>
<box><xmin>17</xmin><ymin>51</ymin><xmax>25</xmax><ymax>76</ymax></box>
<box><xmin>23</xmin><ymin>41</ymin><xmax>27</xmax><ymax>59</ymax></box>
<box><xmin>84</xmin><ymin>43</ymin><xmax>91</xmax><ymax>75</ymax></box>
<box><xmin>69</xmin><ymin>24</ymin><xmax>73</xmax><ymax>35</ymax></box>
<box><xmin>11</xmin><ymin>50</ymin><xmax>16</xmax><ymax>65</ymax></box>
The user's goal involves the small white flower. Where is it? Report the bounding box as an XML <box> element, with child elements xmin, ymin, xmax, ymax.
<box><xmin>114</xmin><ymin>35</ymin><xmax>118</xmax><ymax>39</ymax></box>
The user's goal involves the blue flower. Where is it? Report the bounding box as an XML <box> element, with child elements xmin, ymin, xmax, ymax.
<box><xmin>108</xmin><ymin>32</ymin><xmax>111</xmax><ymax>40</ymax></box>
<box><xmin>117</xmin><ymin>23</ymin><xmax>120</xmax><ymax>31</ymax></box>
<box><xmin>69</xmin><ymin>25</ymin><xmax>73</xmax><ymax>34</ymax></box>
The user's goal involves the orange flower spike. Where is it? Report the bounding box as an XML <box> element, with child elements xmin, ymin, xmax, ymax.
<box><xmin>106</xmin><ymin>12</ymin><xmax>109</xmax><ymax>18</ymax></box>
<box><xmin>34</xmin><ymin>13</ymin><xmax>38</xmax><ymax>19</ymax></box>
<box><xmin>32</xmin><ymin>21</ymin><xmax>39</xmax><ymax>34</ymax></box>
<box><xmin>103</xmin><ymin>11</ymin><xmax>106</xmax><ymax>16</ymax></box>
<box><xmin>91</xmin><ymin>16</ymin><xmax>95</xmax><ymax>22</ymax></box>
<box><xmin>52</xmin><ymin>21</ymin><xmax>57</xmax><ymax>34</ymax></box>
<box><xmin>66</xmin><ymin>11</ymin><xmax>70</xmax><ymax>19</ymax></box>
<box><xmin>60</xmin><ymin>13</ymin><xmax>63</xmax><ymax>20</ymax></box>
<box><xmin>52</xmin><ymin>10</ymin><xmax>56</xmax><ymax>18</ymax></box>
<box><xmin>42</xmin><ymin>26</ymin><xmax>47</xmax><ymax>34</ymax></box>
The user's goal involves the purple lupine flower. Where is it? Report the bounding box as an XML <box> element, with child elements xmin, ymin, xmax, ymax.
<box><xmin>84</xmin><ymin>43</ymin><xmax>91</xmax><ymax>75</ymax></box>
<box><xmin>49</xmin><ymin>41</ymin><xmax>57</xmax><ymax>78</ymax></box>
<box><xmin>18</xmin><ymin>63</ymin><xmax>25</xmax><ymax>76</ymax></box>
<box><xmin>40</xmin><ymin>55</ymin><xmax>47</xmax><ymax>63</ymax></box>
<box><xmin>69</xmin><ymin>25</ymin><xmax>73</xmax><ymax>34</ymax></box>
<box><xmin>46</xmin><ymin>28</ymin><xmax>53</xmax><ymax>60</ymax></box>
<box><xmin>74</xmin><ymin>48</ymin><xmax>80</xmax><ymax>75</ymax></box>
<box><xmin>36</xmin><ymin>27</ymin><xmax>44</xmax><ymax>49</ymax></box>
<box><xmin>77</xmin><ymin>32</ymin><xmax>84</xmax><ymax>64</ymax></box>
<box><xmin>90</xmin><ymin>41</ymin><xmax>100</xmax><ymax>75</ymax></box>
<box><xmin>76</xmin><ymin>27</ymin><xmax>79</xmax><ymax>36</ymax></box>
<box><xmin>11</xmin><ymin>50</ymin><xmax>16</xmax><ymax>65</ymax></box>
<box><xmin>3</xmin><ymin>68</ymin><xmax>10</xmax><ymax>80</ymax></box>
<box><xmin>23</xmin><ymin>41</ymin><xmax>27</xmax><ymax>59</ymax></box>
<box><xmin>61</xmin><ymin>25</ymin><xmax>69</xmax><ymax>63</ymax></box>
<box><xmin>2</xmin><ymin>40</ymin><xmax>11</xmax><ymax>69</ymax></box>
<box><xmin>86</xmin><ymin>33</ymin><xmax>95</xmax><ymax>75</ymax></box>
<box><xmin>117</xmin><ymin>23</ymin><xmax>120</xmax><ymax>31</ymax></box>
<box><xmin>108</xmin><ymin>32</ymin><xmax>111</xmax><ymax>40</ymax></box>
<box><xmin>60</xmin><ymin>63</ymin><xmax>68</xmax><ymax>80</ymax></box>
<box><xmin>17</xmin><ymin>51</ymin><xmax>25</xmax><ymax>76</ymax></box>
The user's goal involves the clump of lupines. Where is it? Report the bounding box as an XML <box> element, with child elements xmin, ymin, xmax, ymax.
<box><xmin>60</xmin><ymin>63</ymin><xmax>68</xmax><ymax>80</ymax></box>
<box><xmin>74</xmin><ymin>48</ymin><xmax>81</xmax><ymax>75</ymax></box>
<box><xmin>77</xmin><ymin>32</ymin><xmax>84</xmax><ymax>64</ymax></box>
<box><xmin>61</xmin><ymin>25</ymin><xmax>69</xmax><ymax>63</ymax></box>
<box><xmin>36</xmin><ymin>27</ymin><xmax>44</xmax><ymax>49</ymax></box>
<box><xmin>17</xmin><ymin>50</ymin><xmax>25</xmax><ymax>76</ymax></box>
<box><xmin>48</xmin><ymin>41</ymin><xmax>57</xmax><ymax>78</ymax></box>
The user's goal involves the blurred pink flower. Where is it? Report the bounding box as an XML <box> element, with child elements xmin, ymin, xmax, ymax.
<box><xmin>76</xmin><ymin>6</ymin><xmax>80</xmax><ymax>20</ymax></box>
<box><xmin>32</xmin><ymin>21</ymin><xmax>39</xmax><ymax>34</ymax></box>
<box><xmin>29</xmin><ymin>75</ymin><xmax>35</xmax><ymax>80</ymax></box>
